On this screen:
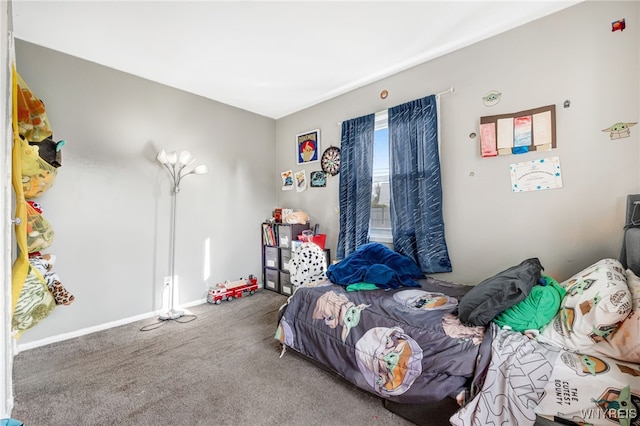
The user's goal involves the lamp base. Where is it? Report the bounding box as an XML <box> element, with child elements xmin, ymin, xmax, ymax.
<box><xmin>158</xmin><ymin>309</ymin><xmax>185</xmax><ymax>321</ymax></box>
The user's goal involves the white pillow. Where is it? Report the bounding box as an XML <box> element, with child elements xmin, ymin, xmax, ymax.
<box><xmin>540</xmin><ymin>258</ymin><xmax>632</xmax><ymax>357</ymax></box>
<box><xmin>583</xmin><ymin>268</ymin><xmax>640</xmax><ymax>363</ymax></box>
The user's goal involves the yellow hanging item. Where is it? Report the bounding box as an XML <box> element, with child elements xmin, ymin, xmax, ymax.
<box><xmin>20</xmin><ymin>136</ymin><xmax>58</xmax><ymax>199</ymax></box>
<box><xmin>11</xmin><ymin>67</ymin><xmax>57</xmax><ymax>337</ymax></box>
<box><xmin>15</xmin><ymin>72</ymin><xmax>52</xmax><ymax>142</ymax></box>
<box><xmin>12</xmin><ymin>265</ymin><xmax>56</xmax><ymax>339</ymax></box>
<box><xmin>25</xmin><ymin>201</ymin><xmax>55</xmax><ymax>253</ymax></box>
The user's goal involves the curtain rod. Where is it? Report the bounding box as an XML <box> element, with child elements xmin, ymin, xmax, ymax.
<box><xmin>378</xmin><ymin>85</ymin><xmax>455</xmax><ymax>115</ymax></box>
<box><xmin>337</xmin><ymin>86</ymin><xmax>455</xmax><ymax>126</ymax></box>
<box><xmin>436</xmin><ymin>86</ymin><xmax>455</xmax><ymax>97</ymax></box>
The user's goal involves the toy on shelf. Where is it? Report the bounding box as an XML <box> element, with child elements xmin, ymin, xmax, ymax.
<box><xmin>283</xmin><ymin>209</ymin><xmax>309</xmax><ymax>225</ymax></box>
<box><xmin>207</xmin><ymin>275</ymin><xmax>259</xmax><ymax>304</ymax></box>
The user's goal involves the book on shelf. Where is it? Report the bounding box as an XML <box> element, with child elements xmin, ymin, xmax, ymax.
<box><xmin>262</xmin><ymin>223</ymin><xmax>277</xmax><ymax>246</ymax></box>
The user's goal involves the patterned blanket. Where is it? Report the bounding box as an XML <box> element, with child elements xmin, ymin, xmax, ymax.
<box><xmin>276</xmin><ymin>278</ymin><xmax>490</xmax><ymax>403</ymax></box>
<box><xmin>450</xmin><ymin>323</ymin><xmax>562</xmax><ymax>426</ymax></box>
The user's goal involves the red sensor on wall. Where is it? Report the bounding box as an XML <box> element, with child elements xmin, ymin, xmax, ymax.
<box><xmin>612</xmin><ymin>18</ymin><xmax>625</xmax><ymax>32</ymax></box>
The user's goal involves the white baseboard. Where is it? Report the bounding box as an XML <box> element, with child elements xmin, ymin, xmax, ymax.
<box><xmin>16</xmin><ymin>298</ymin><xmax>207</xmax><ymax>352</ymax></box>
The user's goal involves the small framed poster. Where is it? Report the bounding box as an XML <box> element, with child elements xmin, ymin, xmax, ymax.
<box><xmin>296</xmin><ymin>129</ymin><xmax>320</xmax><ymax>165</ymax></box>
<box><xmin>310</xmin><ymin>171</ymin><xmax>326</xmax><ymax>187</ymax></box>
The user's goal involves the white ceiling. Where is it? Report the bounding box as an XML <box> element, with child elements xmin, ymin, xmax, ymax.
<box><xmin>11</xmin><ymin>1</ymin><xmax>581</xmax><ymax>119</ymax></box>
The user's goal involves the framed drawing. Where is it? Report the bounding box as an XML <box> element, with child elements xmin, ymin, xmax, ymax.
<box><xmin>281</xmin><ymin>170</ymin><xmax>293</xmax><ymax>191</ymax></box>
<box><xmin>296</xmin><ymin>129</ymin><xmax>320</xmax><ymax>165</ymax></box>
<box><xmin>295</xmin><ymin>169</ymin><xmax>307</xmax><ymax>192</ymax></box>
<box><xmin>310</xmin><ymin>171</ymin><xmax>327</xmax><ymax>187</ymax></box>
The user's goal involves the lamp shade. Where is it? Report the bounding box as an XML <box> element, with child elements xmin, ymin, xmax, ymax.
<box><xmin>166</xmin><ymin>151</ymin><xmax>178</xmax><ymax>164</ymax></box>
<box><xmin>157</xmin><ymin>149</ymin><xmax>168</xmax><ymax>164</ymax></box>
<box><xmin>194</xmin><ymin>165</ymin><xmax>209</xmax><ymax>175</ymax></box>
<box><xmin>178</xmin><ymin>151</ymin><xmax>193</xmax><ymax>166</ymax></box>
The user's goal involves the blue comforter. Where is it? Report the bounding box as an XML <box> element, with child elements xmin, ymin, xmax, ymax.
<box><xmin>327</xmin><ymin>242</ymin><xmax>423</xmax><ymax>289</ymax></box>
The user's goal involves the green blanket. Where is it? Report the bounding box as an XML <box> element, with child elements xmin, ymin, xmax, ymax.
<box><xmin>493</xmin><ymin>275</ymin><xmax>566</xmax><ymax>332</ymax></box>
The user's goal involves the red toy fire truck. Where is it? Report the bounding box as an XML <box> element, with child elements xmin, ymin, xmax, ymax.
<box><xmin>207</xmin><ymin>275</ymin><xmax>259</xmax><ymax>304</ymax></box>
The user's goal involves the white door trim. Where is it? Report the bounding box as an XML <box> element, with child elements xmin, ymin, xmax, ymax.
<box><xmin>1</xmin><ymin>0</ymin><xmax>16</xmax><ymax>417</ymax></box>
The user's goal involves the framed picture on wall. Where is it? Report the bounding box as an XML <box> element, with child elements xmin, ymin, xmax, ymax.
<box><xmin>479</xmin><ymin>104</ymin><xmax>556</xmax><ymax>158</ymax></box>
<box><xmin>310</xmin><ymin>171</ymin><xmax>326</xmax><ymax>187</ymax></box>
<box><xmin>296</xmin><ymin>129</ymin><xmax>320</xmax><ymax>165</ymax></box>
<box><xmin>509</xmin><ymin>156</ymin><xmax>563</xmax><ymax>193</ymax></box>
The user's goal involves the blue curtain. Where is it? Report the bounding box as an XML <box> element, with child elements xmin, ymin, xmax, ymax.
<box><xmin>337</xmin><ymin>114</ymin><xmax>375</xmax><ymax>259</ymax></box>
<box><xmin>388</xmin><ymin>95</ymin><xmax>452</xmax><ymax>273</ymax></box>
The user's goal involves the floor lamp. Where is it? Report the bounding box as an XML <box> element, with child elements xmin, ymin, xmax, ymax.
<box><xmin>157</xmin><ymin>149</ymin><xmax>208</xmax><ymax>320</ymax></box>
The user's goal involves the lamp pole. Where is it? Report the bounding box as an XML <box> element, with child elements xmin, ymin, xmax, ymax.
<box><xmin>157</xmin><ymin>149</ymin><xmax>208</xmax><ymax>320</ymax></box>
<box><xmin>164</xmin><ymin>176</ymin><xmax>180</xmax><ymax>320</ymax></box>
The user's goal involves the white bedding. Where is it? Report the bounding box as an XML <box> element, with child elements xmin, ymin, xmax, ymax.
<box><xmin>450</xmin><ymin>323</ymin><xmax>561</xmax><ymax>426</ymax></box>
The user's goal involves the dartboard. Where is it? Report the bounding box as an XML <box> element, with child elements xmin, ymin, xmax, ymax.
<box><xmin>321</xmin><ymin>146</ymin><xmax>341</xmax><ymax>176</ymax></box>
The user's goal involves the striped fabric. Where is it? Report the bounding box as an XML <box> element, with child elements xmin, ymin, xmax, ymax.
<box><xmin>337</xmin><ymin>114</ymin><xmax>375</xmax><ymax>259</ymax></box>
<box><xmin>388</xmin><ymin>95</ymin><xmax>452</xmax><ymax>273</ymax></box>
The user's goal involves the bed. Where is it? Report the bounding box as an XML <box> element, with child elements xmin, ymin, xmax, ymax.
<box><xmin>275</xmin><ymin>243</ymin><xmax>640</xmax><ymax>426</ymax></box>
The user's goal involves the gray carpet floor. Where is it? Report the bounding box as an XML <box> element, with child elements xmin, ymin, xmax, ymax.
<box><xmin>11</xmin><ymin>289</ymin><xmax>414</xmax><ymax>426</ymax></box>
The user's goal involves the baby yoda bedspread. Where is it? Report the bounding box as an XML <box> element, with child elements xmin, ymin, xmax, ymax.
<box><xmin>275</xmin><ymin>278</ymin><xmax>491</xmax><ymax>404</ymax></box>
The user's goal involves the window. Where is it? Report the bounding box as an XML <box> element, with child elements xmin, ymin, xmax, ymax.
<box><xmin>369</xmin><ymin>111</ymin><xmax>392</xmax><ymax>243</ymax></box>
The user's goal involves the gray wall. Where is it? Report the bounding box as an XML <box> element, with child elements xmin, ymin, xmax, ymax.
<box><xmin>276</xmin><ymin>1</ymin><xmax>640</xmax><ymax>284</ymax></box>
<box><xmin>15</xmin><ymin>40</ymin><xmax>276</xmax><ymax>345</ymax></box>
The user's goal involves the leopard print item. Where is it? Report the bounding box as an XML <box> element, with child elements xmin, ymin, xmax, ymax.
<box><xmin>28</xmin><ymin>255</ymin><xmax>75</xmax><ymax>306</ymax></box>
<box><xmin>50</xmin><ymin>280</ymin><xmax>74</xmax><ymax>305</ymax></box>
